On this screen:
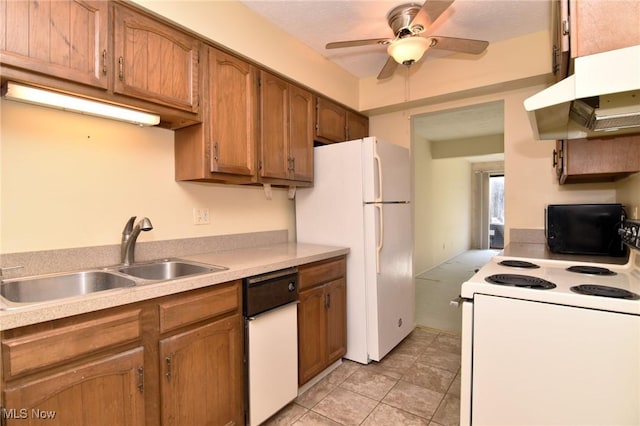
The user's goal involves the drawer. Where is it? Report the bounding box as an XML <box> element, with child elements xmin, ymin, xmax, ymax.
<box><xmin>298</xmin><ymin>256</ymin><xmax>346</xmax><ymax>291</ymax></box>
<box><xmin>2</xmin><ymin>309</ymin><xmax>142</xmax><ymax>378</ymax></box>
<box><xmin>158</xmin><ymin>281</ymin><xmax>240</xmax><ymax>333</ymax></box>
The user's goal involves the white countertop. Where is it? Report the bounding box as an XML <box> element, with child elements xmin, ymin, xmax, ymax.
<box><xmin>0</xmin><ymin>243</ymin><xmax>349</xmax><ymax>331</ymax></box>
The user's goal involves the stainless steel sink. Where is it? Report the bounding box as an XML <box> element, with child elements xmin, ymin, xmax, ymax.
<box><xmin>0</xmin><ymin>271</ymin><xmax>136</xmax><ymax>305</ymax></box>
<box><xmin>118</xmin><ymin>259</ymin><xmax>226</xmax><ymax>281</ymax></box>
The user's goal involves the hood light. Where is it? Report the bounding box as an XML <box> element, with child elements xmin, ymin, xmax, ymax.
<box><xmin>1</xmin><ymin>82</ymin><xmax>160</xmax><ymax>126</ymax></box>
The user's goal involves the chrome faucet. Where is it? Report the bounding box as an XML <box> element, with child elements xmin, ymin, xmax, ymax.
<box><xmin>121</xmin><ymin>216</ymin><xmax>153</xmax><ymax>266</ymax></box>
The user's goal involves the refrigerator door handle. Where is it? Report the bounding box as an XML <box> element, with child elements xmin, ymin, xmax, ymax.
<box><xmin>373</xmin><ymin>147</ymin><xmax>383</xmax><ymax>202</ymax></box>
<box><xmin>375</xmin><ymin>204</ymin><xmax>384</xmax><ymax>273</ymax></box>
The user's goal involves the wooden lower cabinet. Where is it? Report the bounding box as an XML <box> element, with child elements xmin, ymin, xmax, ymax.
<box><xmin>159</xmin><ymin>314</ymin><xmax>243</xmax><ymax>426</ymax></box>
<box><xmin>3</xmin><ymin>347</ymin><xmax>145</xmax><ymax>426</ymax></box>
<box><xmin>1</xmin><ymin>281</ymin><xmax>243</xmax><ymax>426</ymax></box>
<box><xmin>297</xmin><ymin>256</ymin><xmax>347</xmax><ymax>385</ymax></box>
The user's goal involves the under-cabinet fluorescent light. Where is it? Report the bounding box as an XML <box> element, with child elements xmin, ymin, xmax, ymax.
<box><xmin>1</xmin><ymin>82</ymin><xmax>160</xmax><ymax>126</ymax></box>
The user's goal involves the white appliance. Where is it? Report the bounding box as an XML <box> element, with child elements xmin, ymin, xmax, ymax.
<box><xmin>296</xmin><ymin>137</ymin><xmax>414</xmax><ymax>364</ymax></box>
<box><xmin>459</xmin><ymin>220</ymin><xmax>640</xmax><ymax>425</ymax></box>
<box><xmin>524</xmin><ymin>45</ymin><xmax>640</xmax><ymax>140</ymax></box>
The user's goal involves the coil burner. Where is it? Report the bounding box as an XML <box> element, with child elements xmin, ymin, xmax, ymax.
<box><xmin>498</xmin><ymin>260</ymin><xmax>540</xmax><ymax>269</ymax></box>
<box><xmin>570</xmin><ymin>285</ymin><xmax>640</xmax><ymax>299</ymax></box>
<box><xmin>485</xmin><ymin>274</ymin><xmax>556</xmax><ymax>289</ymax></box>
<box><xmin>566</xmin><ymin>265</ymin><xmax>617</xmax><ymax>276</ymax></box>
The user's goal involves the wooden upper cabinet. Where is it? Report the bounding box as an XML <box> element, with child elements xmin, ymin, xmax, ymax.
<box><xmin>316</xmin><ymin>96</ymin><xmax>369</xmax><ymax>144</ymax></box>
<box><xmin>347</xmin><ymin>110</ymin><xmax>369</xmax><ymax>141</ymax></box>
<box><xmin>554</xmin><ymin>134</ymin><xmax>640</xmax><ymax>184</ymax></box>
<box><xmin>0</xmin><ymin>0</ymin><xmax>109</xmax><ymax>89</ymax></box>
<box><xmin>569</xmin><ymin>0</ymin><xmax>640</xmax><ymax>58</ymax></box>
<box><xmin>316</xmin><ymin>96</ymin><xmax>347</xmax><ymax>143</ymax></box>
<box><xmin>208</xmin><ymin>48</ymin><xmax>257</xmax><ymax>178</ymax></box>
<box><xmin>259</xmin><ymin>70</ymin><xmax>314</xmax><ymax>185</ymax></box>
<box><xmin>289</xmin><ymin>84</ymin><xmax>314</xmax><ymax>182</ymax></box>
<box><xmin>260</xmin><ymin>71</ymin><xmax>290</xmax><ymax>181</ymax></box>
<box><xmin>113</xmin><ymin>4</ymin><xmax>200</xmax><ymax>113</ymax></box>
<box><xmin>174</xmin><ymin>46</ymin><xmax>258</xmax><ymax>183</ymax></box>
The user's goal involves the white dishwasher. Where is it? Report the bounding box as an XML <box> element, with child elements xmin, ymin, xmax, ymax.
<box><xmin>243</xmin><ymin>268</ymin><xmax>299</xmax><ymax>426</ymax></box>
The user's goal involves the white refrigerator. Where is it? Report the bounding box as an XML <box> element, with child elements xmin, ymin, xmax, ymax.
<box><xmin>296</xmin><ymin>137</ymin><xmax>414</xmax><ymax>364</ymax></box>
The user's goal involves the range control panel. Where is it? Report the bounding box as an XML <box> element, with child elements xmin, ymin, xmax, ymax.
<box><xmin>620</xmin><ymin>219</ymin><xmax>640</xmax><ymax>250</ymax></box>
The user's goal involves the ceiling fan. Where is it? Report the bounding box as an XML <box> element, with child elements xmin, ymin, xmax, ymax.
<box><xmin>326</xmin><ymin>0</ymin><xmax>489</xmax><ymax>80</ymax></box>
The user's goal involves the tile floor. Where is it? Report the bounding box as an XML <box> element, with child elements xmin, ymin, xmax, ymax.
<box><xmin>265</xmin><ymin>327</ymin><xmax>461</xmax><ymax>426</ymax></box>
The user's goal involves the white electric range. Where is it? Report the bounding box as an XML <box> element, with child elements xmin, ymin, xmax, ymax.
<box><xmin>459</xmin><ymin>220</ymin><xmax>640</xmax><ymax>426</ymax></box>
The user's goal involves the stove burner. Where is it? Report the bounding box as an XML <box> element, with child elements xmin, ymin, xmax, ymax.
<box><xmin>566</xmin><ymin>265</ymin><xmax>617</xmax><ymax>276</ymax></box>
<box><xmin>498</xmin><ymin>260</ymin><xmax>540</xmax><ymax>269</ymax></box>
<box><xmin>570</xmin><ymin>285</ymin><xmax>640</xmax><ymax>299</ymax></box>
<box><xmin>485</xmin><ymin>274</ymin><xmax>556</xmax><ymax>289</ymax></box>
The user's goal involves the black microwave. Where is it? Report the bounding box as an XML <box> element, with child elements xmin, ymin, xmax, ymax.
<box><xmin>546</xmin><ymin>204</ymin><xmax>625</xmax><ymax>257</ymax></box>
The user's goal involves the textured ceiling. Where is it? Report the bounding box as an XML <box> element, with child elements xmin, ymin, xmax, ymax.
<box><xmin>241</xmin><ymin>0</ymin><xmax>551</xmax><ymax>156</ymax></box>
<box><xmin>242</xmin><ymin>0</ymin><xmax>551</xmax><ymax>79</ymax></box>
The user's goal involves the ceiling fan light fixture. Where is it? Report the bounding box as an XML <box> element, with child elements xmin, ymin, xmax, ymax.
<box><xmin>387</xmin><ymin>37</ymin><xmax>430</xmax><ymax>65</ymax></box>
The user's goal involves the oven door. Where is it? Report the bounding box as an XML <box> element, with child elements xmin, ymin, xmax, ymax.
<box><xmin>470</xmin><ymin>294</ymin><xmax>640</xmax><ymax>425</ymax></box>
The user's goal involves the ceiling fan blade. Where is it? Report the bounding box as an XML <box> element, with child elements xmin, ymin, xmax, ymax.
<box><xmin>377</xmin><ymin>56</ymin><xmax>398</xmax><ymax>80</ymax></box>
<box><xmin>428</xmin><ymin>36</ymin><xmax>489</xmax><ymax>54</ymax></box>
<box><xmin>326</xmin><ymin>38</ymin><xmax>390</xmax><ymax>49</ymax></box>
<box><xmin>411</xmin><ymin>0</ymin><xmax>454</xmax><ymax>31</ymax></box>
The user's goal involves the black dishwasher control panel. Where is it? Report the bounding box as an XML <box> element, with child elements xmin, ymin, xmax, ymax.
<box><xmin>243</xmin><ymin>268</ymin><xmax>298</xmax><ymax>317</ymax></box>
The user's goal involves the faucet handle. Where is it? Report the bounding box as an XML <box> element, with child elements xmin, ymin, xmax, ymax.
<box><xmin>122</xmin><ymin>216</ymin><xmax>137</xmax><ymax>235</ymax></box>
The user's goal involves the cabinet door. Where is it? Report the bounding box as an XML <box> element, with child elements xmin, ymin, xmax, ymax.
<box><xmin>315</xmin><ymin>97</ymin><xmax>346</xmax><ymax>143</ymax></box>
<box><xmin>259</xmin><ymin>71</ymin><xmax>290</xmax><ymax>180</ymax></box>
<box><xmin>113</xmin><ymin>4</ymin><xmax>199</xmax><ymax>113</ymax></box>
<box><xmin>298</xmin><ymin>286</ymin><xmax>328</xmax><ymax>385</ymax></box>
<box><xmin>208</xmin><ymin>47</ymin><xmax>257</xmax><ymax>178</ymax></box>
<box><xmin>0</xmin><ymin>0</ymin><xmax>109</xmax><ymax>89</ymax></box>
<box><xmin>159</xmin><ymin>314</ymin><xmax>243</xmax><ymax>426</ymax></box>
<box><xmin>570</xmin><ymin>0</ymin><xmax>640</xmax><ymax>57</ymax></box>
<box><xmin>3</xmin><ymin>347</ymin><xmax>145</xmax><ymax>426</ymax></box>
<box><xmin>346</xmin><ymin>111</ymin><xmax>369</xmax><ymax>141</ymax></box>
<box><xmin>289</xmin><ymin>84</ymin><xmax>315</xmax><ymax>182</ymax></box>
<box><xmin>325</xmin><ymin>278</ymin><xmax>347</xmax><ymax>364</ymax></box>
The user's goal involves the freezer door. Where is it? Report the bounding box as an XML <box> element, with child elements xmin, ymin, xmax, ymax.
<box><xmin>362</xmin><ymin>137</ymin><xmax>411</xmax><ymax>203</ymax></box>
<box><xmin>363</xmin><ymin>202</ymin><xmax>414</xmax><ymax>361</ymax></box>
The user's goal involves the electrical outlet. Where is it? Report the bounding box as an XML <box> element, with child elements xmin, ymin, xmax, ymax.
<box><xmin>193</xmin><ymin>208</ymin><xmax>210</xmax><ymax>225</ymax></box>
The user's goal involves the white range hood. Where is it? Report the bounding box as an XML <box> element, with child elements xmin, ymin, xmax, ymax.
<box><xmin>524</xmin><ymin>45</ymin><xmax>640</xmax><ymax>140</ymax></box>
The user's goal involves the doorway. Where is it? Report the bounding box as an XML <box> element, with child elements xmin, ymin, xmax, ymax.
<box><xmin>489</xmin><ymin>174</ymin><xmax>504</xmax><ymax>249</ymax></box>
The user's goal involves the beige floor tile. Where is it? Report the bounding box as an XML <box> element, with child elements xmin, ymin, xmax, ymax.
<box><xmin>361</xmin><ymin>403</ymin><xmax>429</xmax><ymax>425</ymax></box>
<box><xmin>360</xmin><ymin>360</ymin><xmax>403</xmax><ymax>380</ymax></box>
<box><xmin>417</xmin><ymin>346</ymin><xmax>461</xmax><ymax>373</ymax></box>
<box><xmin>312</xmin><ymin>387</ymin><xmax>378</xmax><ymax>425</ymax></box>
<box><xmin>264</xmin><ymin>403</ymin><xmax>309</xmax><ymax>425</ymax></box>
<box><xmin>377</xmin><ymin>351</ymin><xmax>418</xmax><ymax>376</ymax></box>
<box><xmin>432</xmin><ymin>393</ymin><xmax>460</xmax><ymax>426</ymax></box>
<box><xmin>382</xmin><ymin>380</ymin><xmax>445</xmax><ymax>419</ymax></box>
<box><xmin>324</xmin><ymin>360</ymin><xmax>361</xmax><ymax>386</ymax></box>
<box><xmin>296</xmin><ymin>378</ymin><xmax>337</xmax><ymax>409</ymax></box>
<box><xmin>448</xmin><ymin>374</ymin><xmax>461</xmax><ymax>398</ymax></box>
<box><xmin>431</xmin><ymin>334</ymin><xmax>462</xmax><ymax>355</ymax></box>
<box><xmin>340</xmin><ymin>368</ymin><xmax>399</xmax><ymax>401</ymax></box>
<box><xmin>402</xmin><ymin>361</ymin><xmax>456</xmax><ymax>394</ymax></box>
<box><xmin>294</xmin><ymin>410</ymin><xmax>342</xmax><ymax>426</ymax></box>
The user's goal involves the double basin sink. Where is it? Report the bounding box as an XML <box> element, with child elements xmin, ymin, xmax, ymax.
<box><xmin>0</xmin><ymin>259</ymin><xmax>227</xmax><ymax>309</ymax></box>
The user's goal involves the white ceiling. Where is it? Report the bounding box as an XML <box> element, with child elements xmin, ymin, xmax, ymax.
<box><xmin>241</xmin><ymin>0</ymin><xmax>551</xmax><ymax>157</ymax></box>
<box><xmin>242</xmin><ymin>0</ymin><xmax>551</xmax><ymax>79</ymax></box>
